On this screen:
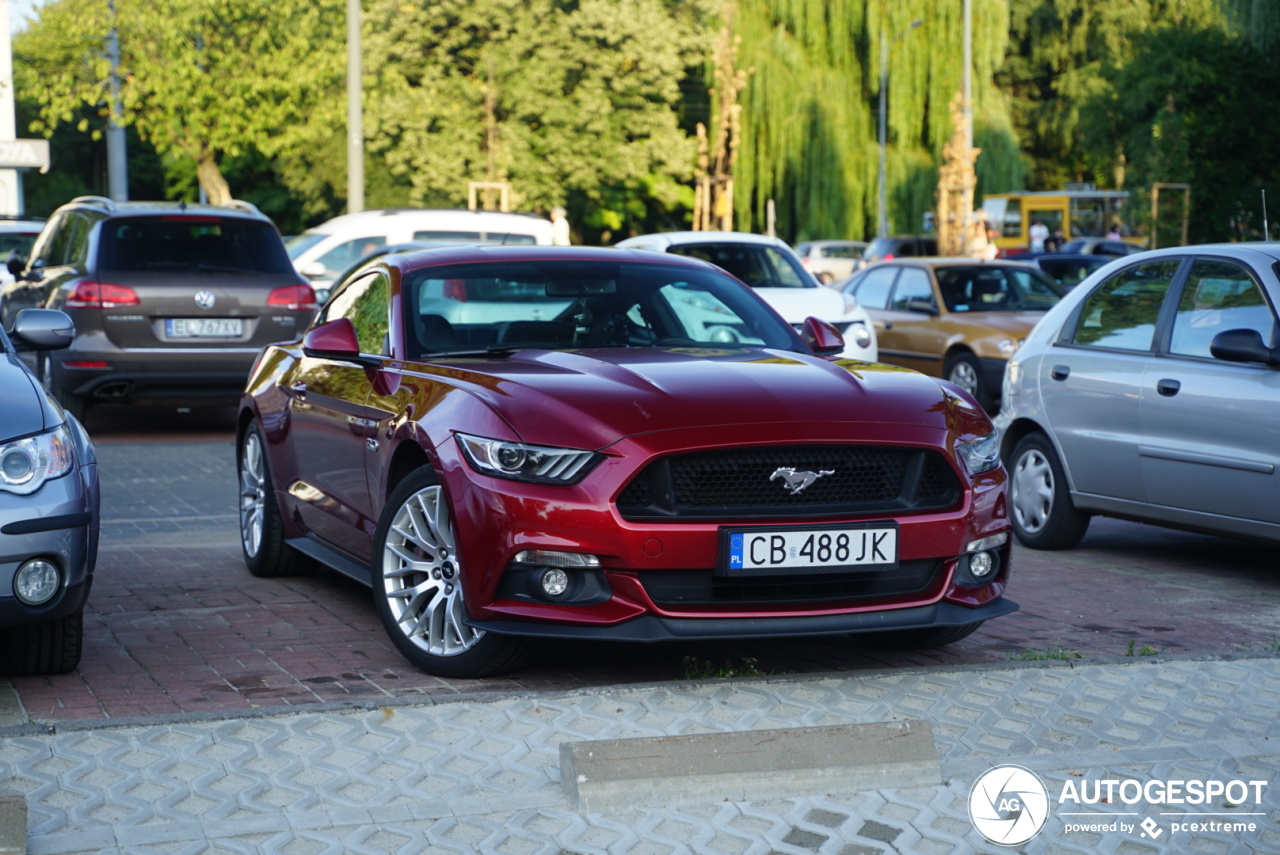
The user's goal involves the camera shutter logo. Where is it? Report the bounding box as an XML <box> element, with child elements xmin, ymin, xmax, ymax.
<box><xmin>969</xmin><ymin>764</ymin><xmax>1050</xmax><ymax>846</ymax></box>
<box><xmin>195</xmin><ymin>290</ymin><xmax>216</xmax><ymax>310</ymax></box>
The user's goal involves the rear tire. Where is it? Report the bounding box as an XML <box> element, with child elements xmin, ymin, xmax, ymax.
<box><xmin>0</xmin><ymin>610</ymin><xmax>84</xmax><ymax>676</ymax></box>
<box><xmin>239</xmin><ymin>423</ymin><xmax>312</xmax><ymax>577</ymax></box>
<box><xmin>372</xmin><ymin>468</ymin><xmax>537</xmax><ymax>678</ymax></box>
<box><xmin>862</xmin><ymin>621</ymin><xmax>983</xmax><ymax>650</ymax></box>
<box><xmin>40</xmin><ymin>354</ymin><xmax>89</xmax><ymax>423</ymax></box>
<box><xmin>1009</xmin><ymin>432</ymin><xmax>1091</xmax><ymax>550</ymax></box>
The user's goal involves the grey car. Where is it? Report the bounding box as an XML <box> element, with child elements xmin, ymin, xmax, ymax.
<box><xmin>0</xmin><ymin>197</ymin><xmax>315</xmax><ymax>421</ymax></box>
<box><xmin>996</xmin><ymin>243</ymin><xmax>1280</xmax><ymax>549</ymax></box>
<box><xmin>0</xmin><ymin>309</ymin><xmax>100</xmax><ymax>675</ymax></box>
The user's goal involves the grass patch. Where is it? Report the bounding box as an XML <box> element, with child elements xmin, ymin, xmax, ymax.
<box><xmin>681</xmin><ymin>656</ymin><xmax>768</xmax><ymax>680</ymax></box>
<box><xmin>1006</xmin><ymin>645</ymin><xmax>1082</xmax><ymax>662</ymax></box>
<box><xmin>1125</xmin><ymin>640</ymin><xmax>1160</xmax><ymax>657</ymax></box>
<box><xmin>1235</xmin><ymin>635</ymin><xmax>1280</xmax><ymax>652</ymax></box>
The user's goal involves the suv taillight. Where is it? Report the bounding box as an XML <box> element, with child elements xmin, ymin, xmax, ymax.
<box><xmin>267</xmin><ymin>283</ymin><xmax>318</xmax><ymax>311</ymax></box>
<box><xmin>65</xmin><ymin>281</ymin><xmax>141</xmax><ymax>309</ymax></box>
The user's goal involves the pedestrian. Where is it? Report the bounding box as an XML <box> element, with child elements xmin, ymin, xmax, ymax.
<box><xmin>1106</xmin><ymin>223</ymin><xmax>1122</xmax><ymax>240</ymax></box>
<box><xmin>1029</xmin><ymin>219</ymin><xmax>1049</xmax><ymax>253</ymax></box>
<box><xmin>551</xmin><ymin>206</ymin><xmax>571</xmax><ymax>246</ymax></box>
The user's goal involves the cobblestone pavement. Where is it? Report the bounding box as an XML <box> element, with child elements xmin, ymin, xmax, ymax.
<box><xmin>2</xmin><ymin>656</ymin><xmax>1277</xmax><ymax>853</ymax></box>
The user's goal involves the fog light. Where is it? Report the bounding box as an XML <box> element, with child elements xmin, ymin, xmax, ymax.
<box><xmin>969</xmin><ymin>551</ymin><xmax>995</xmax><ymax>579</ymax></box>
<box><xmin>539</xmin><ymin>567</ymin><xmax>570</xmax><ymax>599</ymax></box>
<box><xmin>15</xmin><ymin>559</ymin><xmax>60</xmax><ymax>606</ymax></box>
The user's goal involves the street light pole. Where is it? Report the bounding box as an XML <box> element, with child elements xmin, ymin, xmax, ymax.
<box><xmin>877</xmin><ymin>19</ymin><xmax>922</xmax><ymax>239</ymax></box>
<box><xmin>346</xmin><ymin>0</ymin><xmax>364</xmax><ymax>214</ymax></box>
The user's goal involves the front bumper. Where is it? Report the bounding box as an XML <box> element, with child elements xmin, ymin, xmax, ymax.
<box><xmin>0</xmin><ymin>460</ymin><xmax>100</xmax><ymax>628</ymax></box>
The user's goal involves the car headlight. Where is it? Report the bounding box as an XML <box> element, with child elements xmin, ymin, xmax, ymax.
<box><xmin>956</xmin><ymin>431</ymin><xmax>1001</xmax><ymax>475</ymax></box>
<box><xmin>456</xmin><ymin>433</ymin><xmax>602</xmax><ymax>485</ymax></box>
<box><xmin>997</xmin><ymin>338</ymin><xmax>1019</xmax><ymax>355</ymax></box>
<box><xmin>0</xmin><ymin>424</ymin><xmax>75</xmax><ymax>495</ymax></box>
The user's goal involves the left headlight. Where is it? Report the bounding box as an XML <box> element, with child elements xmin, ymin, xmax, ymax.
<box><xmin>456</xmin><ymin>433</ymin><xmax>602</xmax><ymax>485</ymax></box>
<box><xmin>0</xmin><ymin>424</ymin><xmax>75</xmax><ymax>495</ymax></box>
<box><xmin>956</xmin><ymin>431</ymin><xmax>1001</xmax><ymax>475</ymax></box>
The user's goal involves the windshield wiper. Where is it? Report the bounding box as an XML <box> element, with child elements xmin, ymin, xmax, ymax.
<box><xmin>429</xmin><ymin>344</ymin><xmax>526</xmax><ymax>358</ymax></box>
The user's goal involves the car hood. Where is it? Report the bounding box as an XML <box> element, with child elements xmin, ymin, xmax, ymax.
<box><xmin>419</xmin><ymin>347</ymin><xmax>987</xmax><ymax>450</ymax></box>
<box><xmin>0</xmin><ymin>354</ymin><xmax>52</xmax><ymax>440</ymax></box>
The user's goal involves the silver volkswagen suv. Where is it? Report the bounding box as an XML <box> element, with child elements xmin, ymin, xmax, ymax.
<box><xmin>0</xmin><ymin>197</ymin><xmax>316</xmax><ymax>420</ymax></box>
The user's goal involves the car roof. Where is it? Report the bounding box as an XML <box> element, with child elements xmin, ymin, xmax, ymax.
<box><xmin>615</xmin><ymin>231</ymin><xmax>792</xmax><ymax>251</ymax></box>
<box><xmin>872</xmin><ymin>257</ymin><xmax>1042</xmax><ymax>271</ymax></box>
<box><xmin>378</xmin><ymin>243</ymin><xmax>724</xmax><ymax>273</ymax></box>
<box><xmin>304</xmin><ymin>208</ymin><xmax>553</xmax><ymax>235</ymax></box>
<box><xmin>0</xmin><ymin>218</ymin><xmax>45</xmax><ymax>232</ymax></box>
<box><xmin>58</xmin><ymin>197</ymin><xmax>270</xmax><ymax>222</ymax></box>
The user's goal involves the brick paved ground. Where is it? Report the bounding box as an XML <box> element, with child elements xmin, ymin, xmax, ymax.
<box><xmin>6</xmin><ymin>405</ymin><xmax>1278</xmax><ymax>726</ymax></box>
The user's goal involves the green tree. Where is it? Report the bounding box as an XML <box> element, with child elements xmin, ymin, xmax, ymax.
<box><xmin>727</xmin><ymin>0</ymin><xmax>1025</xmax><ymax>243</ymax></box>
<box><xmin>362</xmin><ymin>0</ymin><xmax>709</xmax><ymax>240</ymax></box>
<box><xmin>15</xmin><ymin>0</ymin><xmax>346</xmax><ymax>206</ymax></box>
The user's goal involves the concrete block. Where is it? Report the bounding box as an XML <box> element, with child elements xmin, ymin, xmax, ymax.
<box><xmin>0</xmin><ymin>789</ymin><xmax>26</xmax><ymax>855</ymax></box>
<box><xmin>560</xmin><ymin>719</ymin><xmax>939</xmax><ymax>813</ymax></box>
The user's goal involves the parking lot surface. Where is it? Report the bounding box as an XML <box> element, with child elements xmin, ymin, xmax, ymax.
<box><xmin>4</xmin><ymin>405</ymin><xmax>1278</xmax><ymax>725</ymax></box>
<box><xmin>1</xmin><ymin>405</ymin><xmax>1278</xmax><ymax>854</ymax></box>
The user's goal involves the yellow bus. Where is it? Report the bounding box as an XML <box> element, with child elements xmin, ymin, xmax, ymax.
<box><xmin>981</xmin><ymin>188</ymin><xmax>1143</xmax><ymax>254</ymax></box>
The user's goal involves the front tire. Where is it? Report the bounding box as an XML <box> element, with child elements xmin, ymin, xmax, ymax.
<box><xmin>944</xmin><ymin>351</ymin><xmax>989</xmax><ymax>410</ymax></box>
<box><xmin>239</xmin><ymin>423</ymin><xmax>311</xmax><ymax>577</ymax></box>
<box><xmin>0</xmin><ymin>610</ymin><xmax>84</xmax><ymax>676</ymax></box>
<box><xmin>372</xmin><ymin>468</ymin><xmax>536</xmax><ymax>678</ymax></box>
<box><xmin>1009</xmin><ymin>432</ymin><xmax>1091</xmax><ymax>550</ymax></box>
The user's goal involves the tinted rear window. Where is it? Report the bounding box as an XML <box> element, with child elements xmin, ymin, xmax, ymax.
<box><xmin>97</xmin><ymin>216</ymin><xmax>294</xmax><ymax>274</ymax></box>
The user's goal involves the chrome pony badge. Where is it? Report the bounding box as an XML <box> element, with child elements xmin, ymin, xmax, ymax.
<box><xmin>770</xmin><ymin>467</ymin><xmax>835</xmax><ymax>495</ymax></box>
<box><xmin>194</xmin><ymin>290</ymin><xmax>216</xmax><ymax>310</ymax></box>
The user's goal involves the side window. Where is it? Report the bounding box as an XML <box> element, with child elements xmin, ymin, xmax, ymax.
<box><xmin>1001</xmin><ymin>198</ymin><xmax>1022</xmax><ymax>239</ymax></box>
<box><xmin>316</xmin><ymin>236</ymin><xmax>386</xmax><ymax>276</ymax></box>
<box><xmin>890</xmin><ymin>268</ymin><xmax>934</xmax><ymax>311</ymax></box>
<box><xmin>323</xmin><ymin>272</ymin><xmax>389</xmax><ymax>354</ymax></box>
<box><xmin>64</xmin><ymin>214</ymin><xmax>91</xmax><ymax>266</ymax></box>
<box><xmin>1068</xmin><ymin>260</ymin><xmax>1182</xmax><ymax>351</ymax></box>
<box><xmin>1170</xmin><ymin>259</ymin><xmax>1277</xmax><ymax>358</ymax></box>
<box><xmin>853</xmin><ymin>266</ymin><xmax>898</xmax><ymax>309</ymax></box>
<box><xmin>36</xmin><ymin>213</ymin><xmax>73</xmax><ymax>267</ymax></box>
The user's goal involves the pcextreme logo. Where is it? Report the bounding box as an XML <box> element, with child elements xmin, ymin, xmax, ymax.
<box><xmin>968</xmin><ymin>765</ymin><xmax>1051</xmax><ymax>846</ymax></box>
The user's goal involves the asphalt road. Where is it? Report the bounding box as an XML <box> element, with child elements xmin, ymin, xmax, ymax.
<box><xmin>6</xmin><ymin>403</ymin><xmax>1279</xmax><ymax>725</ymax></box>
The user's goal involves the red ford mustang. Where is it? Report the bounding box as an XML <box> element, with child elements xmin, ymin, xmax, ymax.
<box><xmin>237</xmin><ymin>246</ymin><xmax>1015</xmax><ymax>677</ymax></box>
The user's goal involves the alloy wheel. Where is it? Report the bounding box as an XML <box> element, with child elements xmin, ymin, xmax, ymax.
<box><xmin>239</xmin><ymin>431</ymin><xmax>266</xmax><ymax>559</ymax></box>
<box><xmin>380</xmin><ymin>484</ymin><xmax>484</xmax><ymax>658</ymax></box>
<box><xmin>1011</xmin><ymin>447</ymin><xmax>1054</xmax><ymax>535</ymax></box>
<box><xmin>948</xmin><ymin>360</ymin><xmax>980</xmax><ymax>397</ymax></box>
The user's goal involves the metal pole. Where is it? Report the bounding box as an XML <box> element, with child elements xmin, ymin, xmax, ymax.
<box><xmin>346</xmin><ymin>0</ymin><xmax>364</xmax><ymax>214</ymax></box>
<box><xmin>106</xmin><ymin>0</ymin><xmax>128</xmax><ymax>201</ymax></box>
<box><xmin>877</xmin><ymin>28</ymin><xmax>887</xmax><ymax>239</ymax></box>
<box><xmin>963</xmin><ymin>0</ymin><xmax>972</xmax><ymax>154</ymax></box>
<box><xmin>0</xmin><ymin>0</ymin><xmax>20</xmax><ymax>215</ymax></box>
<box><xmin>1263</xmin><ymin>190</ymin><xmax>1270</xmax><ymax>242</ymax></box>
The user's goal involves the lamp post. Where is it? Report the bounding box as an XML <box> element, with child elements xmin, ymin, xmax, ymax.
<box><xmin>877</xmin><ymin>18</ymin><xmax>923</xmax><ymax>239</ymax></box>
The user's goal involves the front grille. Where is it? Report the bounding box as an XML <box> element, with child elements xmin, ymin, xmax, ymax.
<box><xmin>638</xmin><ymin>559</ymin><xmax>942</xmax><ymax>607</ymax></box>
<box><xmin>616</xmin><ymin>446</ymin><xmax>961</xmax><ymax>520</ymax></box>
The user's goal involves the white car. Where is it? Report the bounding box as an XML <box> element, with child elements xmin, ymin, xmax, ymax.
<box><xmin>614</xmin><ymin>231</ymin><xmax>877</xmax><ymax>361</ymax></box>
<box><xmin>286</xmin><ymin>209</ymin><xmax>555</xmax><ymax>295</ymax></box>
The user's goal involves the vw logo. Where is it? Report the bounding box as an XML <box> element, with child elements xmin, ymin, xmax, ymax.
<box><xmin>770</xmin><ymin>467</ymin><xmax>835</xmax><ymax>495</ymax></box>
<box><xmin>968</xmin><ymin>764</ymin><xmax>1050</xmax><ymax>846</ymax></box>
<box><xmin>194</xmin><ymin>290</ymin><xmax>216</xmax><ymax>310</ymax></box>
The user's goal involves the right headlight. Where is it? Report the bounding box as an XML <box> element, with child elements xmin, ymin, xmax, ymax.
<box><xmin>956</xmin><ymin>431</ymin><xmax>1001</xmax><ymax>475</ymax></box>
<box><xmin>456</xmin><ymin>433</ymin><xmax>602</xmax><ymax>485</ymax></box>
<box><xmin>0</xmin><ymin>424</ymin><xmax>75</xmax><ymax>495</ymax></box>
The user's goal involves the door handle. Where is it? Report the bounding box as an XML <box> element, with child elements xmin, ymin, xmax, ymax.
<box><xmin>1050</xmin><ymin>365</ymin><xmax>1070</xmax><ymax>381</ymax></box>
<box><xmin>288</xmin><ymin>382</ymin><xmax>307</xmax><ymax>399</ymax></box>
<box><xmin>874</xmin><ymin>320</ymin><xmax>892</xmax><ymax>331</ymax></box>
<box><xmin>1156</xmin><ymin>379</ymin><xmax>1181</xmax><ymax>397</ymax></box>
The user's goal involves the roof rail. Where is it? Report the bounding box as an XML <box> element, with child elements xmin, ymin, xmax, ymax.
<box><xmin>70</xmin><ymin>195</ymin><xmax>116</xmax><ymax>210</ymax></box>
<box><xmin>222</xmin><ymin>199</ymin><xmax>263</xmax><ymax>216</ymax></box>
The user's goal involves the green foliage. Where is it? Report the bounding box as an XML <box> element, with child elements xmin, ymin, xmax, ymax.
<box><xmin>1125</xmin><ymin>640</ymin><xmax>1159</xmax><ymax>657</ymax></box>
<box><xmin>730</xmin><ymin>0</ymin><xmax>1025</xmax><ymax>242</ymax></box>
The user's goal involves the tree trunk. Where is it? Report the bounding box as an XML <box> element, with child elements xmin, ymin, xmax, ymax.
<box><xmin>196</xmin><ymin>152</ymin><xmax>233</xmax><ymax>206</ymax></box>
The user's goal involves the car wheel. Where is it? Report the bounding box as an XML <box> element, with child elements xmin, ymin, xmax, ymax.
<box><xmin>372</xmin><ymin>468</ymin><xmax>537</xmax><ymax>678</ymax></box>
<box><xmin>862</xmin><ymin>621</ymin><xmax>982</xmax><ymax>649</ymax></box>
<box><xmin>39</xmin><ymin>354</ymin><xmax>89</xmax><ymax>423</ymax></box>
<box><xmin>0</xmin><ymin>610</ymin><xmax>83</xmax><ymax>676</ymax></box>
<box><xmin>944</xmin><ymin>351</ymin><xmax>988</xmax><ymax>409</ymax></box>
<box><xmin>239</xmin><ymin>423</ymin><xmax>312</xmax><ymax>577</ymax></box>
<box><xmin>1009</xmin><ymin>432</ymin><xmax>1091</xmax><ymax>550</ymax></box>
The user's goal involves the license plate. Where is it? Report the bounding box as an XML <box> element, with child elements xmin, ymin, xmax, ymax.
<box><xmin>166</xmin><ymin>318</ymin><xmax>243</xmax><ymax>338</ymax></box>
<box><xmin>719</xmin><ymin>523</ymin><xmax>898</xmax><ymax>577</ymax></box>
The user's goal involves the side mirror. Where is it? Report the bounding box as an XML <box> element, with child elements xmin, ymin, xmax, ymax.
<box><xmin>800</xmin><ymin>316</ymin><xmax>845</xmax><ymax>357</ymax></box>
<box><xmin>11</xmin><ymin>309</ymin><xmax>75</xmax><ymax>351</ymax></box>
<box><xmin>1210</xmin><ymin>328</ymin><xmax>1280</xmax><ymax>367</ymax></box>
<box><xmin>907</xmin><ymin>298</ymin><xmax>938</xmax><ymax>315</ymax></box>
<box><xmin>300</xmin><ymin>260</ymin><xmax>328</xmax><ymax>279</ymax></box>
<box><xmin>302</xmin><ymin>318</ymin><xmax>381</xmax><ymax>368</ymax></box>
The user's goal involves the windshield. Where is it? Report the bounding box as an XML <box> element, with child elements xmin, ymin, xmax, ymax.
<box><xmin>97</xmin><ymin>216</ymin><xmax>296</xmax><ymax>274</ymax></box>
<box><xmin>284</xmin><ymin>232</ymin><xmax>328</xmax><ymax>261</ymax></box>
<box><xmin>934</xmin><ymin>266</ymin><xmax>1065</xmax><ymax>312</ymax></box>
<box><xmin>404</xmin><ymin>259</ymin><xmax>802</xmax><ymax>358</ymax></box>
<box><xmin>663</xmin><ymin>242</ymin><xmax>814</xmax><ymax>288</ymax></box>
